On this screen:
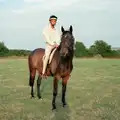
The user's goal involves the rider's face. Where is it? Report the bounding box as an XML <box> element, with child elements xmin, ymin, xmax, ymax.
<box><xmin>49</xmin><ymin>19</ymin><xmax>57</xmax><ymax>26</ymax></box>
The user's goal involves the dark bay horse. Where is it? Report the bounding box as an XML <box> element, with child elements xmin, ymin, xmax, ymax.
<box><xmin>28</xmin><ymin>26</ymin><xmax>75</xmax><ymax>110</ymax></box>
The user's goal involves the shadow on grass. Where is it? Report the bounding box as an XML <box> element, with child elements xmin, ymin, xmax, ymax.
<box><xmin>38</xmin><ymin>77</ymin><xmax>71</xmax><ymax>120</ymax></box>
<box><xmin>53</xmin><ymin>105</ymin><xmax>71</xmax><ymax>120</ymax></box>
<box><xmin>51</xmin><ymin>90</ymin><xmax>71</xmax><ymax>120</ymax></box>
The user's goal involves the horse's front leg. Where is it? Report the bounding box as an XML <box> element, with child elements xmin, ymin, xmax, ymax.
<box><xmin>62</xmin><ymin>75</ymin><xmax>70</xmax><ymax>107</ymax></box>
<box><xmin>37</xmin><ymin>75</ymin><xmax>42</xmax><ymax>99</ymax></box>
<box><xmin>52</xmin><ymin>77</ymin><xmax>58</xmax><ymax>110</ymax></box>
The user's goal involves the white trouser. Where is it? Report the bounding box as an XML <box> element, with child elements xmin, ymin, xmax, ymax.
<box><xmin>42</xmin><ymin>44</ymin><xmax>54</xmax><ymax>74</ymax></box>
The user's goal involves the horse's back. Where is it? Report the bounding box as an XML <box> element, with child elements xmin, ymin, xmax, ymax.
<box><xmin>28</xmin><ymin>48</ymin><xmax>45</xmax><ymax>69</ymax></box>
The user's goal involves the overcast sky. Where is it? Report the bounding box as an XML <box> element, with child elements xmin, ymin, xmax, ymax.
<box><xmin>0</xmin><ymin>0</ymin><xmax>120</xmax><ymax>50</ymax></box>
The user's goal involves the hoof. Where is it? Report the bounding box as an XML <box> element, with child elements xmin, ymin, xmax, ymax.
<box><xmin>63</xmin><ymin>103</ymin><xmax>67</xmax><ymax>107</ymax></box>
<box><xmin>52</xmin><ymin>104</ymin><xmax>56</xmax><ymax>110</ymax></box>
<box><xmin>38</xmin><ymin>96</ymin><xmax>42</xmax><ymax>99</ymax></box>
<box><xmin>39</xmin><ymin>98</ymin><xmax>43</xmax><ymax>100</ymax></box>
<box><xmin>31</xmin><ymin>96</ymin><xmax>35</xmax><ymax>99</ymax></box>
<box><xmin>52</xmin><ymin>107</ymin><xmax>56</xmax><ymax>111</ymax></box>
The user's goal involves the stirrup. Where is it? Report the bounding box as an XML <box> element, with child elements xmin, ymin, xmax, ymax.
<box><xmin>41</xmin><ymin>73</ymin><xmax>47</xmax><ymax>79</ymax></box>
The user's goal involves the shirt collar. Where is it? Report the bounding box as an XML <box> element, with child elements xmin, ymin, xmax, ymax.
<box><xmin>48</xmin><ymin>24</ymin><xmax>56</xmax><ymax>30</ymax></box>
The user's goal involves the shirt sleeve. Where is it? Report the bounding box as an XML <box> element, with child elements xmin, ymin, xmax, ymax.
<box><xmin>55</xmin><ymin>30</ymin><xmax>61</xmax><ymax>45</ymax></box>
<box><xmin>43</xmin><ymin>27</ymin><xmax>54</xmax><ymax>45</ymax></box>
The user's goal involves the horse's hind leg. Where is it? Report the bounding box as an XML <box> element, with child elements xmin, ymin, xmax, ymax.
<box><xmin>29</xmin><ymin>69</ymin><xmax>36</xmax><ymax>98</ymax></box>
<box><xmin>37</xmin><ymin>75</ymin><xmax>42</xmax><ymax>99</ymax></box>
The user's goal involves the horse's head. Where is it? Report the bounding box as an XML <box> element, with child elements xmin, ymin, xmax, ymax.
<box><xmin>59</xmin><ymin>25</ymin><xmax>75</xmax><ymax>58</ymax></box>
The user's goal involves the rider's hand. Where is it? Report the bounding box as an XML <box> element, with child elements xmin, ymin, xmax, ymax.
<box><xmin>55</xmin><ymin>44</ymin><xmax>59</xmax><ymax>48</ymax></box>
<box><xmin>52</xmin><ymin>44</ymin><xmax>59</xmax><ymax>48</ymax></box>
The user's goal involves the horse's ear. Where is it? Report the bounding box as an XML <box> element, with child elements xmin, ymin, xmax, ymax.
<box><xmin>61</xmin><ymin>26</ymin><xmax>65</xmax><ymax>33</ymax></box>
<box><xmin>69</xmin><ymin>25</ymin><xmax>73</xmax><ymax>33</ymax></box>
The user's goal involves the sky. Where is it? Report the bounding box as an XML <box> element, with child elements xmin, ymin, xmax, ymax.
<box><xmin>0</xmin><ymin>0</ymin><xmax>120</xmax><ymax>50</ymax></box>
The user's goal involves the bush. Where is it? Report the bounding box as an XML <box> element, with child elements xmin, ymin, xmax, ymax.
<box><xmin>0</xmin><ymin>42</ymin><xmax>9</xmax><ymax>56</ymax></box>
<box><xmin>75</xmin><ymin>41</ymin><xmax>88</xmax><ymax>57</ymax></box>
<box><xmin>0</xmin><ymin>41</ymin><xmax>31</xmax><ymax>57</ymax></box>
<box><xmin>8</xmin><ymin>49</ymin><xmax>31</xmax><ymax>56</ymax></box>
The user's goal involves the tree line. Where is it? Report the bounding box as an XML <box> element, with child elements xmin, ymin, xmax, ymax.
<box><xmin>0</xmin><ymin>42</ymin><xmax>31</xmax><ymax>57</ymax></box>
<box><xmin>75</xmin><ymin>40</ymin><xmax>120</xmax><ymax>58</ymax></box>
<box><xmin>0</xmin><ymin>40</ymin><xmax>120</xmax><ymax>58</ymax></box>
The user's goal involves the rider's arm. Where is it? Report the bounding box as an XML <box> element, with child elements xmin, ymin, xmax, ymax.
<box><xmin>43</xmin><ymin>28</ymin><xmax>54</xmax><ymax>46</ymax></box>
<box><xmin>55</xmin><ymin>30</ymin><xmax>61</xmax><ymax>46</ymax></box>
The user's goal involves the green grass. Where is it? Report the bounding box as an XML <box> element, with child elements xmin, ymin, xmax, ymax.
<box><xmin>0</xmin><ymin>58</ymin><xmax>120</xmax><ymax>120</ymax></box>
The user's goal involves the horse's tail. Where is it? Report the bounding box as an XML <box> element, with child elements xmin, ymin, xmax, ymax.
<box><xmin>28</xmin><ymin>55</ymin><xmax>36</xmax><ymax>87</ymax></box>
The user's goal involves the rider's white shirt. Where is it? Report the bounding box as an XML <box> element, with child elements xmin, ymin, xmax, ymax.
<box><xmin>43</xmin><ymin>24</ymin><xmax>61</xmax><ymax>45</ymax></box>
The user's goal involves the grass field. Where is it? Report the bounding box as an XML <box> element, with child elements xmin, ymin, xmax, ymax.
<box><xmin>0</xmin><ymin>58</ymin><xmax>120</xmax><ymax>120</ymax></box>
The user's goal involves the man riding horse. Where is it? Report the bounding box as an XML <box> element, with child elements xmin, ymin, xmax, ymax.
<box><xmin>42</xmin><ymin>15</ymin><xmax>60</xmax><ymax>77</ymax></box>
<box><xmin>28</xmin><ymin>15</ymin><xmax>75</xmax><ymax>109</ymax></box>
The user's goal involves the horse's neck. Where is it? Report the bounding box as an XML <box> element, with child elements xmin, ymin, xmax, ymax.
<box><xmin>60</xmin><ymin>56</ymin><xmax>72</xmax><ymax>64</ymax></box>
<box><xmin>50</xmin><ymin>49</ymin><xmax>73</xmax><ymax>74</ymax></box>
<box><xmin>53</xmin><ymin>48</ymin><xmax>74</xmax><ymax>63</ymax></box>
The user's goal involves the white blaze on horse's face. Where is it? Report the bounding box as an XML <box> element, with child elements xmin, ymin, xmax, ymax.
<box><xmin>60</xmin><ymin>47</ymin><xmax>69</xmax><ymax>57</ymax></box>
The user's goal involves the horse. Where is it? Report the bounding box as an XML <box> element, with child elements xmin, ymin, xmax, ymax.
<box><xmin>28</xmin><ymin>25</ymin><xmax>75</xmax><ymax>110</ymax></box>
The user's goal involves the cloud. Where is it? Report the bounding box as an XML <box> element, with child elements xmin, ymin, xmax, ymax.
<box><xmin>24</xmin><ymin>0</ymin><xmax>44</xmax><ymax>3</ymax></box>
<box><xmin>41</xmin><ymin>0</ymin><xmax>79</xmax><ymax>11</ymax></box>
<box><xmin>23</xmin><ymin>0</ymin><xmax>79</xmax><ymax>13</ymax></box>
<box><xmin>0</xmin><ymin>0</ymin><xmax>5</xmax><ymax>3</ymax></box>
<box><xmin>12</xmin><ymin>0</ymin><xmax>112</xmax><ymax>15</ymax></box>
<box><xmin>12</xmin><ymin>9</ymin><xmax>24</xmax><ymax>14</ymax></box>
<box><xmin>10</xmin><ymin>0</ymin><xmax>79</xmax><ymax>15</ymax></box>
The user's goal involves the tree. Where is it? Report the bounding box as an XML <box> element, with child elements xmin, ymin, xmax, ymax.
<box><xmin>74</xmin><ymin>41</ymin><xmax>88</xmax><ymax>57</ymax></box>
<box><xmin>89</xmin><ymin>40</ymin><xmax>112</xmax><ymax>57</ymax></box>
<box><xmin>89</xmin><ymin>45</ymin><xmax>97</xmax><ymax>56</ymax></box>
<box><xmin>0</xmin><ymin>42</ymin><xmax>9</xmax><ymax>56</ymax></box>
